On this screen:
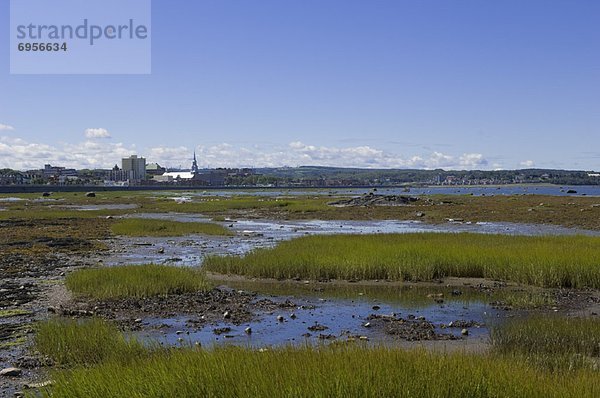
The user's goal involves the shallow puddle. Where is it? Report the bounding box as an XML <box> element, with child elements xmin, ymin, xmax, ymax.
<box><xmin>136</xmin><ymin>283</ymin><xmax>499</xmax><ymax>348</ymax></box>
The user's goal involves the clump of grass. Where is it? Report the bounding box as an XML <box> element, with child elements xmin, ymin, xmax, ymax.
<box><xmin>43</xmin><ymin>345</ymin><xmax>600</xmax><ymax>398</ymax></box>
<box><xmin>204</xmin><ymin>233</ymin><xmax>600</xmax><ymax>288</ymax></box>
<box><xmin>66</xmin><ymin>265</ymin><xmax>211</xmax><ymax>299</ymax></box>
<box><xmin>0</xmin><ymin>309</ymin><xmax>31</xmax><ymax>318</ymax></box>
<box><xmin>491</xmin><ymin>316</ymin><xmax>600</xmax><ymax>357</ymax></box>
<box><xmin>34</xmin><ymin>318</ymin><xmax>149</xmax><ymax>367</ymax></box>
<box><xmin>111</xmin><ymin>218</ymin><xmax>233</xmax><ymax>237</ymax></box>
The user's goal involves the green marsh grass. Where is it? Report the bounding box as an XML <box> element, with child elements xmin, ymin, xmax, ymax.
<box><xmin>491</xmin><ymin>316</ymin><xmax>600</xmax><ymax>356</ymax></box>
<box><xmin>41</xmin><ymin>345</ymin><xmax>600</xmax><ymax>398</ymax></box>
<box><xmin>34</xmin><ymin>318</ymin><xmax>150</xmax><ymax>367</ymax></box>
<box><xmin>204</xmin><ymin>233</ymin><xmax>600</xmax><ymax>288</ymax></box>
<box><xmin>66</xmin><ymin>265</ymin><xmax>211</xmax><ymax>299</ymax></box>
<box><xmin>111</xmin><ymin>218</ymin><xmax>233</xmax><ymax>236</ymax></box>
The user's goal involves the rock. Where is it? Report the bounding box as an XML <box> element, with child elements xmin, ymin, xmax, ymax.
<box><xmin>372</xmin><ymin>305</ymin><xmax>381</xmax><ymax>311</ymax></box>
<box><xmin>41</xmin><ymin>192</ymin><xmax>51</xmax><ymax>197</ymax></box>
<box><xmin>363</xmin><ymin>322</ymin><xmax>371</xmax><ymax>328</ymax></box>
<box><xmin>106</xmin><ymin>215</ymin><xmax>113</xmax><ymax>219</ymax></box>
<box><xmin>277</xmin><ymin>315</ymin><xmax>285</xmax><ymax>322</ymax></box>
<box><xmin>134</xmin><ymin>318</ymin><xmax>142</xmax><ymax>323</ymax></box>
<box><xmin>223</xmin><ymin>311</ymin><xmax>231</xmax><ymax>319</ymax></box>
<box><xmin>0</xmin><ymin>367</ymin><xmax>22</xmax><ymax>377</ymax></box>
<box><xmin>359</xmin><ymin>336</ymin><xmax>369</xmax><ymax>341</ymax></box>
<box><xmin>461</xmin><ymin>329</ymin><xmax>469</xmax><ymax>336</ymax></box>
<box><xmin>451</xmin><ymin>290</ymin><xmax>462</xmax><ymax>296</ymax></box>
<box><xmin>416</xmin><ymin>212</ymin><xmax>425</xmax><ymax>217</ymax></box>
<box><xmin>566</xmin><ymin>189</ymin><xmax>577</xmax><ymax>194</ymax></box>
<box><xmin>157</xmin><ymin>247</ymin><xmax>165</xmax><ymax>254</ymax></box>
<box><xmin>244</xmin><ymin>327</ymin><xmax>252</xmax><ymax>334</ymax></box>
<box><xmin>308</xmin><ymin>323</ymin><xmax>328</xmax><ymax>331</ymax></box>
<box><xmin>85</xmin><ymin>192</ymin><xmax>96</xmax><ymax>197</ymax></box>
<box><xmin>290</xmin><ymin>313</ymin><xmax>297</xmax><ymax>319</ymax></box>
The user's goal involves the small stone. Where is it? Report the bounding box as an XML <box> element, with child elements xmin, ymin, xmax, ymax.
<box><xmin>372</xmin><ymin>305</ymin><xmax>381</xmax><ymax>311</ymax></box>
<box><xmin>106</xmin><ymin>215</ymin><xmax>113</xmax><ymax>219</ymax></box>
<box><xmin>177</xmin><ymin>337</ymin><xmax>184</xmax><ymax>342</ymax></box>
<box><xmin>175</xmin><ymin>330</ymin><xmax>184</xmax><ymax>335</ymax></box>
<box><xmin>134</xmin><ymin>318</ymin><xmax>142</xmax><ymax>323</ymax></box>
<box><xmin>359</xmin><ymin>336</ymin><xmax>369</xmax><ymax>341</ymax></box>
<box><xmin>363</xmin><ymin>322</ymin><xmax>371</xmax><ymax>328</ymax></box>
<box><xmin>290</xmin><ymin>313</ymin><xmax>297</xmax><ymax>319</ymax></box>
<box><xmin>461</xmin><ymin>329</ymin><xmax>469</xmax><ymax>336</ymax></box>
<box><xmin>244</xmin><ymin>327</ymin><xmax>252</xmax><ymax>334</ymax></box>
<box><xmin>277</xmin><ymin>315</ymin><xmax>285</xmax><ymax>322</ymax></box>
<box><xmin>0</xmin><ymin>367</ymin><xmax>22</xmax><ymax>377</ymax></box>
<box><xmin>158</xmin><ymin>247</ymin><xmax>165</xmax><ymax>254</ymax></box>
<box><xmin>223</xmin><ymin>311</ymin><xmax>231</xmax><ymax>319</ymax></box>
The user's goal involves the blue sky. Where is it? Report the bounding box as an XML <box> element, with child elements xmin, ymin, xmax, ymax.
<box><xmin>1</xmin><ymin>0</ymin><xmax>599</xmax><ymax>170</ymax></box>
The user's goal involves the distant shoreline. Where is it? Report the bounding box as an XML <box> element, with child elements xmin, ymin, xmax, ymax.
<box><xmin>0</xmin><ymin>183</ymin><xmax>598</xmax><ymax>194</ymax></box>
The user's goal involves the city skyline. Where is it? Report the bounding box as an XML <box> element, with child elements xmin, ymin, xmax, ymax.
<box><xmin>1</xmin><ymin>1</ymin><xmax>599</xmax><ymax>171</ymax></box>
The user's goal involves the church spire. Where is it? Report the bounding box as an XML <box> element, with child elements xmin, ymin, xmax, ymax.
<box><xmin>191</xmin><ymin>150</ymin><xmax>199</xmax><ymax>174</ymax></box>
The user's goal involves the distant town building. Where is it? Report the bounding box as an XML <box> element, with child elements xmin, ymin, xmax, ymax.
<box><xmin>43</xmin><ymin>164</ymin><xmax>77</xmax><ymax>179</ymax></box>
<box><xmin>121</xmin><ymin>155</ymin><xmax>146</xmax><ymax>183</ymax></box>
<box><xmin>146</xmin><ymin>162</ymin><xmax>166</xmax><ymax>176</ymax></box>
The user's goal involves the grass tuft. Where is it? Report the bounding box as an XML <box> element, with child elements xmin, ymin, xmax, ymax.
<box><xmin>111</xmin><ymin>218</ymin><xmax>233</xmax><ymax>237</ymax></box>
<box><xmin>491</xmin><ymin>316</ymin><xmax>600</xmax><ymax>357</ymax></box>
<box><xmin>66</xmin><ymin>265</ymin><xmax>211</xmax><ymax>299</ymax></box>
<box><xmin>34</xmin><ymin>318</ymin><xmax>149</xmax><ymax>367</ymax></box>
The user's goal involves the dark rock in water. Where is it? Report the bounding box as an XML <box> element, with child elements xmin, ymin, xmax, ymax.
<box><xmin>41</xmin><ymin>192</ymin><xmax>51</xmax><ymax>197</ymax></box>
<box><xmin>372</xmin><ymin>305</ymin><xmax>381</xmax><ymax>311</ymax></box>
<box><xmin>213</xmin><ymin>327</ymin><xmax>231</xmax><ymax>335</ymax></box>
<box><xmin>566</xmin><ymin>189</ymin><xmax>577</xmax><ymax>194</ymax></box>
<box><xmin>308</xmin><ymin>323</ymin><xmax>328</xmax><ymax>332</ymax></box>
<box><xmin>85</xmin><ymin>192</ymin><xmax>96</xmax><ymax>197</ymax></box>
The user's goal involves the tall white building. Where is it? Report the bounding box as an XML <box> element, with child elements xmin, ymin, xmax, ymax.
<box><xmin>121</xmin><ymin>155</ymin><xmax>146</xmax><ymax>183</ymax></box>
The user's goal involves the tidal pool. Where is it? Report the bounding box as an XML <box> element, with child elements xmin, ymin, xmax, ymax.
<box><xmin>135</xmin><ymin>283</ymin><xmax>501</xmax><ymax>349</ymax></box>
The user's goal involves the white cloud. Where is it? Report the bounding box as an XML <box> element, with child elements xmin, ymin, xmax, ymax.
<box><xmin>84</xmin><ymin>128</ymin><xmax>111</xmax><ymax>139</ymax></box>
<box><xmin>0</xmin><ymin>124</ymin><xmax>15</xmax><ymax>131</ymax></box>
<box><xmin>520</xmin><ymin>160</ymin><xmax>535</xmax><ymax>167</ymax></box>
<box><xmin>0</xmin><ymin>136</ymin><xmax>136</xmax><ymax>170</ymax></box>
<box><xmin>0</xmin><ymin>136</ymin><xmax>491</xmax><ymax>171</ymax></box>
